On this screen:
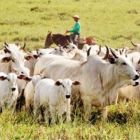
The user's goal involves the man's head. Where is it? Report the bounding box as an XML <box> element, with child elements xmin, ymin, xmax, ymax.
<box><xmin>73</xmin><ymin>15</ymin><xmax>80</xmax><ymax>22</ymax></box>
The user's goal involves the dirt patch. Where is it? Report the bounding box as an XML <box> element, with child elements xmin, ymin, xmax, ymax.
<box><xmin>12</xmin><ymin>37</ymin><xmax>22</xmax><ymax>42</ymax></box>
<box><xmin>41</xmin><ymin>16</ymin><xmax>52</xmax><ymax>21</ymax></box>
<box><xmin>58</xmin><ymin>12</ymin><xmax>70</xmax><ymax>20</ymax></box>
<box><xmin>135</xmin><ymin>20</ymin><xmax>140</xmax><ymax>26</ymax></box>
<box><xmin>30</xmin><ymin>7</ymin><xmax>48</xmax><ymax>12</ymax></box>
<box><xmin>111</xmin><ymin>35</ymin><xmax>132</xmax><ymax>40</ymax></box>
<box><xmin>0</xmin><ymin>21</ymin><xmax>33</xmax><ymax>26</ymax></box>
<box><xmin>127</xmin><ymin>9</ymin><xmax>139</xmax><ymax>14</ymax></box>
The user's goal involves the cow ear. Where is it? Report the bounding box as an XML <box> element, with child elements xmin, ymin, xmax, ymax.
<box><xmin>1</xmin><ymin>57</ymin><xmax>11</xmax><ymax>62</ymax></box>
<box><xmin>0</xmin><ymin>76</ymin><xmax>7</xmax><ymax>81</ymax></box>
<box><xmin>87</xmin><ymin>47</ymin><xmax>91</xmax><ymax>57</ymax></box>
<box><xmin>24</xmin><ymin>77</ymin><xmax>32</xmax><ymax>82</ymax></box>
<box><xmin>138</xmin><ymin>59</ymin><xmax>140</xmax><ymax>64</ymax></box>
<box><xmin>55</xmin><ymin>81</ymin><xmax>62</xmax><ymax>86</ymax></box>
<box><xmin>24</xmin><ymin>55</ymin><xmax>33</xmax><ymax>60</ymax></box>
<box><xmin>20</xmin><ymin>42</ymin><xmax>26</xmax><ymax>51</ymax></box>
<box><xmin>4</xmin><ymin>46</ymin><xmax>11</xmax><ymax>54</ymax></box>
<box><xmin>18</xmin><ymin>75</ymin><xmax>32</xmax><ymax>82</ymax></box>
<box><xmin>73</xmin><ymin>81</ymin><xmax>80</xmax><ymax>85</ymax></box>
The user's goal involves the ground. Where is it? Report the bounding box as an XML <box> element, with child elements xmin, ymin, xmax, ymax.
<box><xmin>0</xmin><ymin>0</ymin><xmax>140</xmax><ymax>139</ymax></box>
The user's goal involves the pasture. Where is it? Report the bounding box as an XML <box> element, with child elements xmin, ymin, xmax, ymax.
<box><xmin>0</xmin><ymin>0</ymin><xmax>140</xmax><ymax>139</ymax></box>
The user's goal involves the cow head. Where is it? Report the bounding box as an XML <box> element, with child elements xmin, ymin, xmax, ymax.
<box><xmin>55</xmin><ymin>79</ymin><xmax>80</xmax><ymax>99</ymax></box>
<box><xmin>0</xmin><ymin>73</ymin><xmax>19</xmax><ymax>104</ymax></box>
<box><xmin>3</xmin><ymin>42</ymin><xmax>30</xmax><ymax>76</ymax></box>
<box><xmin>103</xmin><ymin>46</ymin><xmax>139</xmax><ymax>80</ymax></box>
<box><xmin>45</xmin><ymin>31</ymin><xmax>53</xmax><ymax>48</ymax></box>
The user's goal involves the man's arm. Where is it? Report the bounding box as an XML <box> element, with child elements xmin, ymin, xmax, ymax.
<box><xmin>69</xmin><ymin>23</ymin><xmax>80</xmax><ymax>33</ymax></box>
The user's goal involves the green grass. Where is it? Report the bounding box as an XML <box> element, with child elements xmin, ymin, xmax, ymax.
<box><xmin>0</xmin><ymin>102</ymin><xmax>140</xmax><ymax>139</ymax></box>
<box><xmin>0</xmin><ymin>0</ymin><xmax>140</xmax><ymax>139</ymax></box>
<box><xmin>0</xmin><ymin>0</ymin><xmax>140</xmax><ymax>49</ymax></box>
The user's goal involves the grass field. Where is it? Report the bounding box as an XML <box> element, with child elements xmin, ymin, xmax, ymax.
<box><xmin>0</xmin><ymin>0</ymin><xmax>140</xmax><ymax>49</ymax></box>
<box><xmin>0</xmin><ymin>0</ymin><xmax>140</xmax><ymax>139</ymax></box>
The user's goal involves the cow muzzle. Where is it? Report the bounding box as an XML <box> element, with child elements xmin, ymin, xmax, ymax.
<box><xmin>133</xmin><ymin>74</ymin><xmax>139</xmax><ymax>81</ymax></box>
<box><xmin>66</xmin><ymin>95</ymin><xmax>71</xmax><ymax>99</ymax></box>
<box><xmin>11</xmin><ymin>87</ymin><xmax>16</xmax><ymax>91</ymax></box>
<box><xmin>133</xmin><ymin>81</ymin><xmax>139</xmax><ymax>86</ymax></box>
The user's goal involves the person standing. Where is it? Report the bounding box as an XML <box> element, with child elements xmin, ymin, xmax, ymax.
<box><xmin>66</xmin><ymin>15</ymin><xmax>81</xmax><ymax>45</ymax></box>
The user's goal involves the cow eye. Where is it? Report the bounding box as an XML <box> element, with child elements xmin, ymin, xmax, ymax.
<box><xmin>12</xmin><ymin>59</ymin><xmax>15</xmax><ymax>62</ymax></box>
<box><xmin>122</xmin><ymin>62</ymin><xmax>126</xmax><ymax>65</ymax></box>
<box><xmin>62</xmin><ymin>84</ymin><xmax>65</xmax><ymax>88</ymax></box>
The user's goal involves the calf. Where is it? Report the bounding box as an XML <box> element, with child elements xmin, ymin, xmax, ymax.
<box><xmin>0</xmin><ymin>73</ymin><xmax>20</xmax><ymax>112</ymax></box>
<box><xmin>34</xmin><ymin>78</ymin><xmax>80</xmax><ymax>123</ymax></box>
<box><xmin>24</xmin><ymin>75</ymin><xmax>42</xmax><ymax>114</ymax></box>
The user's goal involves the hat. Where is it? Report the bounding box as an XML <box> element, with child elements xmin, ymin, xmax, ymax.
<box><xmin>73</xmin><ymin>15</ymin><xmax>80</xmax><ymax>19</ymax></box>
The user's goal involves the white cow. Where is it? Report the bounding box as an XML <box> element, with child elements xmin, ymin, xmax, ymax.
<box><xmin>24</xmin><ymin>51</ymin><xmax>39</xmax><ymax>76</ymax></box>
<box><xmin>37</xmin><ymin>43</ymin><xmax>78</xmax><ymax>57</ymax></box>
<box><xmin>0</xmin><ymin>72</ymin><xmax>20</xmax><ymax>112</ymax></box>
<box><xmin>24</xmin><ymin>75</ymin><xmax>42</xmax><ymax>113</ymax></box>
<box><xmin>82</xmin><ymin>44</ymin><xmax>106</xmax><ymax>56</ymax></box>
<box><xmin>117</xmin><ymin>81</ymin><xmax>140</xmax><ymax>103</ymax></box>
<box><xmin>34</xmin><ymin>78</ymin><xmax>80</xmax><ymax>123</ymax></box>
<box><xmin>34</xmin><ymin>54</ymin><xmax>69</xmax><ymax>75</ymax></box>
<box><xmin>127</xmin><ymin>52</ymin><xmax>140</xmax><ymax>72</ymax></box>
<box><xmin>3</xmin><ymin>42</ymin><xmax>30</xmax><ymax>76</ymax></box>
<box><xmin>39</xmin><ymin>47</ymin><xmax>139</xmax><ymax>119</ymax></box>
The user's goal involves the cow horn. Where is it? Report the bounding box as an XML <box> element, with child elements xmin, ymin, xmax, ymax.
<box><xmin>87</xmin><ymin>47</ymin><xmax>91</xmax><ymax>57</ymax></box>
<box><xmin>103</xmin><ymin>46</ymin><xmax>109</xmax><ymax>60</ymax></box>
<box><xmin>4</xmin><ymin>42</ymin><xmax>9</xmax><ymax>47</ymax></box>
<box><xmin>4</xmin><ymin>45</ymin><xmax>11</xmax><ymax>53</ymax></box>
<box><xmin>22</xmin><ymin>42</ymin><xmax>26</xmax><ymax>50</ymax></box>
<box><xmin>15</xmin><ymin>42</ymin><xmax>19</xmax><ymax>46</ymax></box>
<box><xmin>119</xmin><ymin>50</ymin><xmax>122</xmax><ymax>55</ymax></box>
<box><xmin>110</xmin><ymin>48</ymin><xmax>118</xmax><ymax>58</ymax></box>
<box><xmin>97</xmin><ymin>45</ymin><xmax>101</xmax><ymax>55</ymax></box>
<box><xmin>131</xmin><ymin>41</ymin><xmax>137</xmax><ymax>47</ymax></box>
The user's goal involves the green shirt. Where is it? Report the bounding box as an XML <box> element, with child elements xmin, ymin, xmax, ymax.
<box><xmin>70</xmin><ymin>22</ymin><xmax>80</xmax><ymax>34</ymax></box>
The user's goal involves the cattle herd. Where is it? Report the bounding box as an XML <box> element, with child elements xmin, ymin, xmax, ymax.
<box><xmin>0</xmin><ymin>40</ymin><xmax>140</xmax><ymax>124</ymax></box>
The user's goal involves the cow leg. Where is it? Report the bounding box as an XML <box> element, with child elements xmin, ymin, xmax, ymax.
<box><xmin>34</xmin><ymin>103</ymin><xmax>40</xmax><ymax>119</ymax></box>
<box><xmin>50</xmin><ymin>105</ymin><xmax>57</xmax><ymax>124</ymax></box>
<box><xmin>66</xmin><ymin>99</ymin><xmax>71</xmax><ymax>122</ymax></box>
<box><xmin>12</xmin><ymin>101</ymin><xmax>17</xmax><ymax>114</ymax></box>
<box><xmin>100</xmin><ymin>106</ymin><xmax>108</xmax><ymax>119</ymax></box>
<box><xmin>115</xmin><ymin>92</ymin><xmax>119</xmax><ymax>104</ymax></box>
<box><xmin>0</xmin><ymin>102</ymin><xmax>2</xmax><ymax>113</ymax></box>
<box><xmin>83</xmin><ymin>98</ymin><xmax>92</xmax><ymax>121</ymax></box>
<box><xmin>26</xmin><ymin>102</ymin><xmax>34</xmax><ymax>115</ymax></box>
<box><xmin>40</xmin><ymin>106</ymin><xmax>45</xmax><ymax>122</ymax></box>
<box><xmin>29</xmin><ymin>104</ymin><xmax>34</xmax><ymax>114</ymax></box>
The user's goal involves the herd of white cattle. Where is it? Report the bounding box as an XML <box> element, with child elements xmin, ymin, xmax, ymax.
<box><xmin>0</xmin><ymin>41</ymin><xmax>140</xmax><ymax>123</ymax></box>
